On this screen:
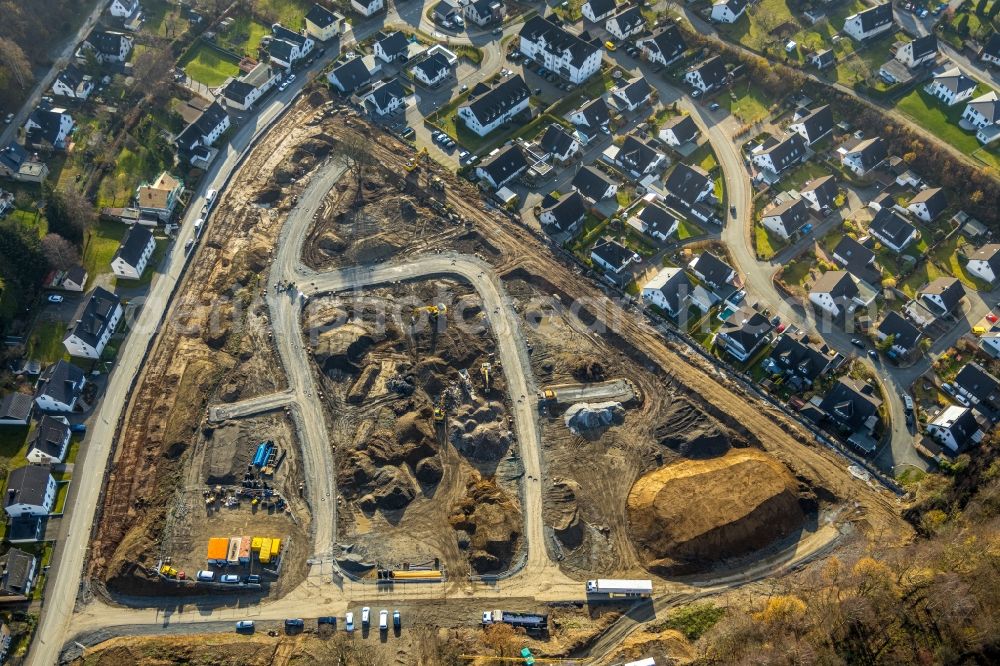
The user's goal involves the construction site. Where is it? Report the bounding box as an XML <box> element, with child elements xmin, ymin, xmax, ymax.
<box><xmin>79</xmin><ymin>84</ymin><xmax>912</xmax><ymax>662</ymax></box>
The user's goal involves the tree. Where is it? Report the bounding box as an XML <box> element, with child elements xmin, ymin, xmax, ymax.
<box><xmin>0</xmin><ymin>38</ymin><xmax>33</xmax><ymax>90</ymax></box>
<box><xmin>40</xmin><ymin>233</ymin><xmax>80</xmax><ymax>270</ymax></box>
<box><xmin>131</xmin><ymin>41</ymin><xmax>174</xmax><ymax>105</ymax></box>
<box><xmin>46</xmin><ymin>186</ymin><xmax>96</xmax><ymax>243</ymax></box>
<box><xmin>976</xmin><ymin>0</ymin><xmax>988</xmax><ymax>15</ymax></box>
<box><xmin>334</xmin><ymin>132</ymin><xmax>378</xmax><ymax>203</ymax></box>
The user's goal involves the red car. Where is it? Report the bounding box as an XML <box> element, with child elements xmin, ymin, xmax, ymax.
<box><xmin>987</xmin><ymin>313</ymin><xmax>998</xmax><ymax>323</ymax></box>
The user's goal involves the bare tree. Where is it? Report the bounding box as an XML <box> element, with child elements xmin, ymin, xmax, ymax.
<box><xmin>131</xmin><ymin>41</ymin><xmax>175</xmax><ymax>104</ymax></box>
<box><xmin>334</xmin><ymin>132</ymin><xmax>378</xmax><ymax>203</ymax></box>
<box><xmin>41</xmin><ymin>233</ymin><xmax>81</xmax><ymax>270</ymax></box>
<box><xmin>48</xmin><ymin>186</ymin><xmax>97</xmax><ymax>241</ymax></box>
<box><xmin>0</xmin><ymin>37</ymin><xmax>33</xmax><ymax>90</ymax></box>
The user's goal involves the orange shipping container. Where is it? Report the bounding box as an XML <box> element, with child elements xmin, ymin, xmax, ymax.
<box><xmin>207</xmin><ymin>537</ymin><xmax>228</xmax><ymax>561</ymax></box>
<box><xmin>239</xmin><ymin>536</ymin><xmax>251</xmax><ymax>562</ymax></box>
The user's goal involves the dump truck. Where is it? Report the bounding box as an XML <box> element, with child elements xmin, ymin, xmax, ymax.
<box><xmin>585</xmin><ymin>579</ymin><xmax>653</xmax><ymax>598</ymax></box>
<box><xmin>481</xmin><ymin>609</ymin><xmax>548</xmax><ymax>633</ymax></box>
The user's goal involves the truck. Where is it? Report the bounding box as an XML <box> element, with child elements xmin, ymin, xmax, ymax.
<box><xmin>481</xmin><ymin>609</ymin><xmax>548</xmax><ymax>633</ymax></box>
<box><xmin>585</xmin><ymin>579</ymin><xmax>653</xmax><ymax>598</ymax></box>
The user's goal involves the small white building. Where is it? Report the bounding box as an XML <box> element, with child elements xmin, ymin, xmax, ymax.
<box><xmin>842</xmin><ymin>4</ymin><xmax>894</xmax><ymax>42</ymax></box>
<box><xmin>641</xmin><ymin>266</ymin><xmax>693</xmax><ymax>318</ymax></box>
<box><xmin>962</xmin><ymin>91</ymin><xmax>1000</xmax><ymax>146</ymax></box>
<box><xmin>605</xmin><ymin>6</ymin><xmax>645</xmax><ymax>41</ymax></box>
<box><xmin>63</xmin><ymin>287</ymin><xmax>122</xmax><ymax>359</ymax></box>
<box><xmin>111</xmin><ymin>225</ymin><xmax>156</xmax><ymax>279</ymax></box>
<box><xmin>966</xmin><ymin>244</ymin><xmax>1000</xmax><ymax>283</ymax></box>
<box><xmin>351</xmin><ymin>0</ymin><xmax>385</xmax><ymax>17</ymax></box>
<box><xmin>925</xmin><ymin>67</ymin><xmax>977</xmax><ymax>106</ymax></box>
<box><xmin>927</xmin><ymin>405</ymin><xmax>982</xmax><ymax>453</ymax></box>
<box><xmin>582</xmin><ymin>0</ymin><xmax>616</xmax><ymax>23</ymax></box>
<box><xmin>711</xmin><ymin>0</ymin><xmax>747</xmax><ymax>24</ymax></box>
<box><xmin>51</xmin><ymin>65</ymin><xmax>94</xmax><ymax>100</ymax></box>
<box><xmin>519</xmin><ymin>16</ymin><xmax>602</xmax><ymax>85</ymax></box>
<box><xmin>3</xmin><ymin>466</ymin><xmax>57</xmax><ymax>518</ymax></box>
<box><xmin>34</xmin><ymin>361</ymin><xmax>86</xmax><ymax>413</ymax></box>
<box><xmin>26</xmin><ymin>416</ymin><xmax>71</xmax><ymax>465</ymax></box>
<box><xmin>457</xmin><ymin>75</ymin><xmax>530</xmax><ymax>136</ymax></box>
<box><xmin>305</xmin><ymin>3</ymin><xmax>343</xmax><ymax>41</ymax></box>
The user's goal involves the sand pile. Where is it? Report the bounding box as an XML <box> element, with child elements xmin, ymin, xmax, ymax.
<box><xmin>626</xmin><ymin>448</ymin><xmax>807</xmax><ymax>574</ymax></box>
<box><xmin>450</xmin><ymin>475</ymin><xmax>522</xmax><ymax>574</ymax></box>
<box><xmin>564</xmin><ymin>401</ymin><xmax>625</xmax><ymax>437</ymax></box>
<box><xmin>544</xmin><ymin>477</ymin><xmax>583</xmax><ymax>549</ymax></box>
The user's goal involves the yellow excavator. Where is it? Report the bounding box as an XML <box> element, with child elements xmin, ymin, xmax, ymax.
<box><xmin>433</xmin><ymin>395</ymin><xmax>446</xmax><ymax>423</ymax></box>
<box><xmin>405</xmin><ymin>146</ymin><xmax>430</xmax><ymax>173</ymax></box>
<box><xmin>414</xmin><ymin>303</ymin><xmax>447</xmax><ymax>319</ymax></box>
<box><xmin>480</xmin><ymin>362</ymin><xmax>492</xmax><ymax>392</ymax></box>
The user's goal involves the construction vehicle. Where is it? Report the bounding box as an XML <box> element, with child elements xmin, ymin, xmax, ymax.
<box><xmin>414</xmin><ymin>303</ymin><xmax>447</xmax><ymax>318</ymax></box>
<box><xmin>481</xmin><ymin>362</ymin><xmax>492</xmax><ymax>392</ymax></box>
<box><xmin>459</xmin><ymin>654</ymin><xmax>585</xmax><ymax>664</ymax></box>
<box><xmin>543</xmin><ymin>388</ymin><xmax>556</xmax><ymax>401</ymax></box>
<box><xmin>430</xmin><ymin>176</ymin><xmax>445</xmax><ymax>192</ymax></box>
<box><xmin>481</xmin><ymin>609</ymin><xmax>548</xmax><ymax>634</ymax></box>
<box><xmin>433</xmin><ymin>395</ymin><xmax>446</xmax><ymax>423</ymax></box>
<box><xmin>585</xmin><ymin>578</ymin><xmax>653</xmax><ymax>598</ymax></box>
<box><xmin>405</xmin><ymin>146</ymin><xmax>428</xmax><ymax>173</ymax></box>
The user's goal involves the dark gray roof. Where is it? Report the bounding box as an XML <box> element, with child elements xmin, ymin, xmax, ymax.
<box><xmin>541</xmin><ymin>191</ymin><xmax>587</xmax><ymax>232</ymax></box>
<box><xmin>27</xmin><ymin>416</ymin><xmax>70</xmax><ymax>460</ymax></box>
<box><xmin>856</xmin><ymin>4</ymin><xmax>893</xmax><ymax>32</ymax></box>
<box><xmin>0</xmin><ymin>547</ymin><xmax>35</xmax><ymax>596</ymax></box>
<box><xmin>608</xmin><ymin>6</ymin><xmax>644</xmax><ymax>33</ymax></box>
<box><xmin>114</xmin><ymin>225</ymin><xmax>154</xmax><ymax>269</ymax></box>
<box><xmin>65</xmin><ymin>265</ymin><xmax>87</xmax><ymax>285</ymax></box>
<box><xmin>330</xmin><ymin>57</ymin><xmax>371</xmax><ymax>92</ymax></box>
<box><xmin>662</xmin><ymin>114</ymin><xmax>698</xmax><ymax>143</ymax></box>
<box><xmin>4</xmin><ymin>466</ymin><xmax>52</xmax><ymax>509</ymax></box>
<box><xmin>223</xmin><ymin>79</ymin><xmax>256</xmax><ymax>104</ymax></box>
<box><xmin>801</xmin><ymin>174</ymin><xmax>837</xmax><ymax>208</ymax></box>
<box><xmin>764</xmin><ymin>197</ymin><xmax>810</xmax><ymax>233</ymax></box>
<box><xmin>933</xmin><ymin>67</ymin><xmax>976</xmax><ymax>95</ymax></box>
<box><xmin>519</xmin><ymin>16</ymin><xmax>601</xmax><ymax>68</ymax></box>
<box><xmin>965</xmin><ymin>91</ymin><xmax>1000</xmax><ymax>124</ymax></box>
<box><xmin>56</xmin><ymin>64</ymin><xmax>87</xmax><ymax>91</ymax></box>
<box><xmin>177</xmin><ymin>101</ymin><xmax>229</xmax><ymax>149</ymax></box>
<box><xmin>617</xmin><ymin>135</ymin><xmax>661</xmax><ymax>173</ymax></box>
<box><xmin>0</xmin><ymin>393</ymin><xmax>33</xmax><ymax>422</ymax></box>
<box><xmin>617</xmin><ymin>77</ymin><xmax>651</xmax><ymax>106</ymax></box>
<box><xmin>377</xmin><ymin>31</ymin><xmax>409</xmax><ymax>58</ymax></box>
<box><xmin>665</xmin><ymin>162</ymin><xmax>712</xmax><ymax>206</ymax></box>
<box><xmin>813</xmin><ymin>49</ymin><xmax>835</xmax><ymax>66</ymax></box>
<box><xmin>0</xmin><ymin>143</ymin><xmax>28</xmax><ymax>171</ymax></box>
<box><xmin>921</xmin><ymin>276</ymin><xmax>965</xmax><ymax>312</ymax></box>
<box><xmin>878</xmin><ymin>311</ymin><xmax>921</xmax><ymax>350</ymax></box>
<box><xmin>540</xmin><ymin>123</ymin><xmax>577</xmax><ymax>156</ymax></box>
<box><xmin>642</xmin><ymin>25</ymin><xmax>686</xmax><ymax>62</ymax></box>
<box><xmin>955</xmin><ymin>363</ymin><xmax>1000</xmax><ymax>404</ymax></box>
<box><xmin>647</xmin><ymin>267</ymin><xmax>693</xmax><ymax>314</ymax></box>
<box><xmin>720</xmin><ymin>0</ymin><xmax>748</xmax><ymax>13</ymax></box>
<box><xmin>832</xmin><ymin>236</ymin><xmax>879</xmax><ymax>285</ymax></box>
<box><xmin>585</xmin><ymin>0</ymin><xmax>616</xmax><ymax>17</ymax></box>
<box><xmin>691</xmin><ymin>250</ymin><xmax>735</xmax><ymax>288</ymax></box>
<box><xmin>984</xmin><ymin>32</ymin><xmax>1000</xmax><ymax>60</ymax></box>
<box><xmin>478</xmin><ymin>144</ymin><xmax>528</xmax><ymax>187</ymax></box>
<box><xmin>869</xmin><ymin>208</ymin><xmax>916</xmax><ymax>248</ymax></box>
<box><xmin>848</xmin><ymin>137</ymin><xmax>887</xmax><ymax>171</ymax></box>
<box><xmin>636</xmin><ymin>203</ymin><xmax>677</xmax><ymax>236</ymax></box>
<box><xmin>933</xmin><ymin>407</ymin><xmax>980</xmax><ymax>447</ymax></box>
<box><xmin>86</xmin><ymin>30</ymin><xmax>129</xmax><ymax>56</ymax></box>
<box><xmin>35</xmin><ymin>361</ymin><xmax>85</xmax><ymax>408</ymax></box>
<box><xmin>306</xmin><ymin>3</ymin><xmax>337</xmax><ymax>28</ymax></box>
<box><xmin>768</xmin><ymin>330</ymin><xmax>840</xmax><ymax>383</ymax></box>
<box><xmin>909</xmin><ymin>34</ymin><xmax>937</xmax><ymax>60</ymax></box>
<box><xmin>572</xmin><ymin>165</ymin><xmax>616</xmax><ymax>201</ymax></box>
<box><xmin>908</xmin><ymin>187</ymin><xmax>947</xmax><ymax>218</ymax></box>
<box><xmin>414</xmin><ymin>52</ymin><xmax>450</xmax><ymax>81</ymax></box>
<box><xmin>692</xmin><ymin>56</ymin><xmax>727</xmax><ymax>87</ymax></box>
<box><xmin>464</xmin><ymin>75</ymin><xmax>530</xmax><ymax>126</ymax></box>
<box><xmin>820</xmin><ymin>377</ymin><xmax>882</xmax><ymax>431</ymax></box>
<box><xmin>811</xmin><ymin>270</ymin><xmax>859</xmax><ymax>301</ymax></box>
<box><xmin>272</xmin><ymin>24</ymin><xmax>309</xmax><ymax>46</ymax></box>
<box><xmin>760</xmin><ymin>133</ymin><xmax>806</xmax><ymax>172</ymax></box>
<box><xmin>367</xmin><ymin>77</ymin><xmax>406</xmax><ymax>112</ymax></box>
<box><xmin>795</xmin><ymin>105</ymin><xmax>833</xmax><ymax>142</ymax></box>
<box><xmin>70</xmin><ymin>287</ymin><xmax>120</xmax><ymax>349</ymax></box>
<box><xmin>591</xmin><ymin>238</ymin><xmax>634</xmax><ymax>271</ymax></box>
<box><xmin>27</xmin><ymin>107</ymin><xmax>69</xmax><ymax>146</ymax></box>
<box><xmin>268</xmin><ymin>39</ymin><xmax>295</xmax><ymax>63</ymax></box>
<box><xmin>969</xmin><ymin>244</ymin><xmax>1000</xmax><ymax>274</ymax></box>
<box><xmin>718</xmin><ymin>305</ymin><xmax>773</xmax><ymax>352</ymax></box>
<box><xmin>573</xmin><ymin>97</ymin><xmax>610</xmax><ymax>128</ymax></box>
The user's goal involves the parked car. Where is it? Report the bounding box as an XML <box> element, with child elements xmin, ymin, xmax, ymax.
<box><xmin>3</xmin><ymin>113</ymin><xmax>13</xmax><ymax>124</ymax></box>
<box><xmin>284</xmin><ymin>618</ymin><xmax>304</xmax><ymax>632</ymax></box>
<box><xmin>604</xmin><ymin>40</ymin><xmax>617</xmax><ymax>51</ymax></box>
<box><xmin>941</xmin><ymin>382</ymin><xmax>955</xmax><ymax>396</ymax></box>
<box><xmin>235</xmin><ymin>620</ymin><xmax>254</xmax><ymax>632</ymax></box>
<box><xmin>458</xmin><ymin>149</ymin><xmax>470</xmax><ymax>162</ymax></box>
<box><xmin>851</xmin><ymin>338</ymin><xmax>865</xmax><ymax>348</ymax></box>
<box><xmin>393</xmin><ymin>609</ymin><xmax>401</xmax><ymax>629</ymax></box>
<box><xmin>220</xmin><ymin>574</ymin><xmax>240</xmax><ymax>583</ymax></box>
<box><xmin>318</xmin><ymin>616</ymin><xmax>336</xmax><ymax>627</ymax></box>
<box><xmin>709</xmin><ymin>102</ymin><xmax>720</xmax><ymax>111</ymax></box>
<box><xmin>730</xmin><ymin>205</ymin><xmax>737</xmax><ymax>218</ymax></box>
<box><xmin>47</xmin><ymin>294</ymin><xmax>64</xmax><ymax>303</ymax></box>
<box><xmin>287</xmin><ymin>73</ymin><xmax>296</xmax><ymax>83</ymax></box>
<box><xmin>400</xmin><ymin>126</ymin><xmax>415</xmax><ymax>139</ymax></box>
<box><xmin>196</xmin><ymin>570</ymin><xmax>215</xmax><ymax>582</ymax></box>
<box><xmin>379</xmin><ymin>609</ymin><xmax>389</xmax><ymax>631</ymax></box>
<box><xmin>902</xmin><ymin>394</ymin><xmax>914</xmax><ymax>412</ymax></box>
<box><xmin>867</xmin><ymin>349</ymin><xmax>878</xmax><ymax>360</ymax></box>
<box><xmin>459</xmin><ymin>83</ymin><xmax>468</xmax><ymax>93</ymax></box>
<box><xmin>70</xmin><ymin>423</ymin><xmax>87</xmax><ymax>433</ymax></box>
<box><xmin>493</xmin><ymin>27</ymin><xmax>502</xmax><ymax>35</ymax></box>
<box><xmin>244</xmin><ymin>574</ymin><xmax>261</xmax><ymax>584</ymax></box>
<box><xmin>278</xmin><ymin>81</ymin><xmax>289</xmax><ymax>92</ymax></box>
<box><xmin>955</xmin><ymin>393</ymin><xmax>971</xmax><ymax>407</ymax></box>
<box><xmin>345</xmin><ymin>612</ymin><xmax>355</xmax><ymax>632</ymax></box>
<box><xmin>361</xmin><ymin>607</ymin><xmax>370</xmax><ymax>628</ymax></box>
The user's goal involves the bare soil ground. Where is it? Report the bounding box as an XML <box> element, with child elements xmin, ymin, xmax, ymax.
<box><xmin>304</xmin><ymin>279</ymin><xmax>523</xmax><ymax>577</ymax></box>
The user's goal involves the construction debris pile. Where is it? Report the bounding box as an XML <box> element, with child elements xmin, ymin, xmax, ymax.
<box><xmin>563</xmin><ymin>402</ymin><xmax>626</xmax><ymax>437</ymax></box>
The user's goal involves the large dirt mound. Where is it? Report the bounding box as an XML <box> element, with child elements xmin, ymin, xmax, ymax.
<box><xmin>627</xmin><ymin>448</ymin><xmax>807</xmax><ymax>574</ymax></box>
<box><xmin>450</xmin><ymin>475</ymin><xmax>522</xmax><ymax>574</ymax></box>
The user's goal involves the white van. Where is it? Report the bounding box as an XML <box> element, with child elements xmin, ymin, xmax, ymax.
<box><xmin>379</xmin><ymin>609</ymin><xmax>388</xmax><ymax>631</ymax></box>
<box><xmin>194</xmin><ymin>218</ymin><xmax>204</xmax><ymax>237</ymax></box>
<box><xmin>205</xmin><ymin>188</ymin><xmax>218</xmax><ymax>205</ymax></box>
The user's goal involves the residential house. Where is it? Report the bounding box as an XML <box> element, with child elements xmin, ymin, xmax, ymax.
<box><xmin>839</xmin><ymin>136</ymin><xmax>887</xmax><ymax>176</ymax></box>
<box><xmin>765</xmin><ymin>329</ymin><xmax>843</xmax><ymax>388</ymax></box>
<box><xmin>465</xmin><ymin>0</ymin><xmax>505</xmax><ymax>26</ymax></box>
<box><xmin>832</xmin><ymin>236</ymin><xmax>881</xmax><ymax>287</ymax></box>
<box><xmin>688</xmin><ymin>250</ymin><xmax>736</xmax><ymax>290</ymax></box>
<box><xmin>63</xmin><ymin>287</ymin><xmax>123</xmax><ymax>359</ymax></box>
<box><xmin>642</xmin><ymin>266</ymin><xmax>694</xmax><ymax>317</ymax></box>
<box><xmin>761</xmin><ymin>197</ymin><xmax>810</xmax><ymax>240</ymax></box>
<box><xmin>810</xmin><ymin>49</ymin><xmax>835</xmax><ymax>70</ymax></box>
<box><xmin>457</xmin><ymin>74</ymin><xmax>531</xmax><ymax>136</ymax></box>
<box><xmin>0</xmin><ymin>548</ymin><xmax>38</xmax><ymax>601</ymax></box>
<box><xmin>665</xmin><ymin>163</ymin><xmax>715</xmax><ymax>221</ymax></box>
<box><xmin>582</xmin><ymin>0</ymin><xmax>617</xmax><ymax>23</ymax></box>
<box><xmin>926</xmin><ymin>67</ymin><xmax>977</xmax><ymax>106</ymax></box>
<box><xmin>34</xmin><ymin>361</ymin><xmax>86</xmax><ymax>413</ymax></box>
<box><xmin>981</xmin><ymin>327</ymin><xmax>1000</xmax><ymax>359</ymax></box>
<box><xmin>80</xmin><ymin>29</ymin><xmax>133</xmax><ymax>63</ymax></box>
<box><xmin>906</xmin><ymin>187</ymin><xmax>947</xmax><ymax>222</ymax></box>
<box><xmin>981</xmin><ymin>32</ymin><xmax>1000</xmax><ymax>67</ymax></box>
<box><xmin>715</xmin><ymin>305</ymin><xmax>774</xmax><ymax>362</ymax></box>
<box><xmin>605</xmin><ymin>6</ymin><xmax>645</xmax><ymax>41</ymax></box>
<box><xmin>412</xmin><ymin>53</ymin><xmax>452</xmax><ymax>87</ymax></box>
<box><xmin>658</xmin><ymin>114</ymin><xmax>699</xmax><ymax>147</ymax></box>
<box><xmin>895</xmin><ymin>34</ymin><xmax>937</xmax><ymax>68</ymax></box>
<box><xmin>268</xmin><ymin>24</ymin><xmax>314</xmax><ymax>71</ymax></box>
<box><xmin>519</xmin><ymin>16</ymin><xmax>602</xmax><ymax>84</ymax></box>
<box><xmin>111</xmin><ymin>226</ymin><xmax>156</xmax><ymax>280</ymax></box>
<box><xmin>842</xmin><ymin>4</ymin><xmax>894</xmax><ymax>42</ymax></box>
<box><xmin>711</xmin><ymin>0</ymin><xmax>747</xmax><ymax>24</ymax></box>
<box><xmin>26</xmin><ymin>416</ymin><xmax>71</xmax><ymax>465</ymax></box>
<box><xmin>799</xmin><ymin>174</ymin><xmax>837</xmax><ymax>212</ymax></box>
<box><xmin>966</xmin><ymin>244</ymin><xmax>1000</xmax><ymax>283</ymax></box>
<box><xmin>136</xmin><ymin>171</ymin><xmax>184</xmax><ymax>222</ymax></box>
<box><xmin>24</xmin><ymin>105</ymin><xmax>73</xmax><ymax>150</ymax></box>
<box><xmin>961</xmin><ymin>91</ymin><xmax>1000</xmax><ymax>145</ymax></box>
<box><xmin>61</xmin><ymin>265</ymin><xmax>87</xmax><ymax>292</ymax></box>
<box><xmin>51</xmin><ymin>64</ymin><xmax>94</xmax><ymax>100</ymax></box>
<box><xmin>567</xmin><ymin>97</ymin><xmax>610</xmax><ymax>136</ymax></box>
<box><xmin>628</xmin><ymin>202</ymin><xmax>679</xmax><ymax>242</ymax></box>
<box><xmin>175</xmin><ymin>101</ymin><xmax>230</xmax><ymax>164</ymax></box>
<box><xmin>539</xmin><ymin>191</ymin><xmax>587</xmax><ymax>234</ymax></box>
<box><xmin>222</xmin><ymin>62</ymin><xmax>278</xmax><ymax>111</ymax></box>
<box><xmin>789</xmin><ymin>105</ymin><xmax>833</xmax><ymax>145</ymax></box>
<box><xmin>590</xmin><ymin>238</ymin><xmax>638</xmax><ymax>278</ymax></box>
<box><xmin>375</xmin><ymin>31</ymin><xmax>409</xmax><ymax>63</ymax></box>
<box><xmin>364</xmin><ymin>78</ymin><xmax>407</xmax><ymax>117</ymax></box>
<box><xmin>876</xmin><ymin>310</ymin><xmax>922</xmax><ymax>356</ymax></box>
<box><xmin>305</xmin><ymin>3</ymin><xmax>343</xmax><ymax>41</ymax></box>
<box><xmin>612</xmin><ymin>76</ymin><xmax>652</xmax><ymax>112</ymax></box>
<box><xmin>920</xmin><ymin>276</ymin><xmax>965</xmax><ymax>315</ymax></box>
<box><xmin>475</xmin><ymin>144</ymin><xmax>528</xmax><ymax>190</ymax></box>
<box><xmin>327</xmin><ymin>57</ymin><xmax>377</xmax><ymax>94</ymax></box>
<box><xmin>572</xmin><ymin>165</ymin><xmax>618</xmax><ymax>202</ymax></box>
<box><xmin>927</xmin><ymin>405</ymin><xmax>982</xmax><ymax>452</ymax></box>
<box><xmin>539</xmin><ymin>124</ymin><xmax>579</xmax><ymax>163</ymax></box>
<box><xmin>351</xmin><ymin>0</ymin><xmax>385</xmax><ymax>17</ymax></box>
<box><xmin>752</xmin><ymin>133</ymin><xmax>806</xmax><ymax>175</ymax></box>
<box><xmin>614</xmin><ymin>135</ymin><xmax>664</xmax><ymax>177</ymax></box>
<box><xmin>637</xmin><ymin>25</ymin><xmax>686</xmax><ymax>66</ymax></box>
<box><xmin>0</xmin><ymin>143</ymin><xmax>49</xmax><ymax>183</ymax></box>
<box><xmin>954</xmin><ymin>362</ymin><xmax>1000</xmax><ymax>411</ymax></box>
<box><xmin>869</xmin><ymin>207</ymin><xmax>917</xmax><ymax>253</ymax></box>
<box><xmin>809</xmin><ymin>270</ymin><xmax>864</xmax><ymax>317</ymax></box>
<box><xmin>3</xmin><ymin>466</ymin><xmax>57</xmax><ymax>518</ymax></box>
<box><xmin>819</xmin><ymin>377</ymin><xmax>883</xmax><ymax>434</ymax></box>
<box><xmin>684</xmin><ymin>56</ymin><xmax>727</xmax><ymax>93</ymax></box>
<box><xmin>0</xmin><ymin>393</ymin><xmax>32</xmax><ymax>426</ymax></box>
<box><xmin>109</xmin><ymin>0</ymin><xmax>140</xmax><ymax>19</ymax></box>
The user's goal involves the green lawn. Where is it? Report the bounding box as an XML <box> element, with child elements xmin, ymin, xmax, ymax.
<box><xmin>83</xmin><ymin>220</ymin><xmax>126</xmax><ymax>283</ymax></box>
<box><xmin>142</xmin><ymin>0</ymin><xmax>189</xmax><ymax>37</ymax></box>
<box><xmin>755</xmin><ymin>224</ymin><xmax>786</xmax><ymax>260</ymax></box>
<box><xmin>218</xmin><ymin>16</ymin><xmax>270</xmax><ymax>58</ymax></box>
<box><xmin>96</xmin><ymin>141</ymin><xmax>170</xmax><ymax>209</ymax></box>
<box><xmin>896</xmin><ymin>87</ymin><xmax>1000</xmax><ymax>157</ymax></box>
<box><xmin>256</xmin><ymin>0</ymin><xmax>311</xmax><ymax>28</ymax></box>
<box><xmin>676</xmin><ymin>219</ymin><xmax>702</xmax><ymax>241</ymax></box>
<box><xmin>65</xmin><ymin>438</ymin><xmax>82</xmax><ymax>465</ymax></box>
<box><xmin>181</xmin><ymin>43</ymin><xmax>242</xmax><ymax>86</ymax></box>
<box><xmin>781</xmin><ymin>256</ymin><xmax>815</xmax><ymax>288</ymax></box>
<box><xmin>0</xmin><ymin>426</ymin><xmax>30</xmax><ymax>470</ymax></box>
<box><xmin>725</xmin><ymin>83</ymin><xmax>772</xmax><ymax>124</ymax></box>
<box><xmin>781</xmin><ymin>161</ymin><xmax>830</xmax><ymax>193</ymax></box>
<box><xmin>932</xmin><ymin>235</ymin><xmax>990</xmax><ymax>291</ymax></box>
<box><xmin>900</xmin><ymin>258</ymin><xmax>944</xmax><ymax>298</ymax></box>
<box><xmin>26</xmin><ymin>320</ymin><xmax>69</xmax><ymax>364</ymax></box>
<box><xmin>6</xmin><ymin>208</ymin><xmax>47</xmax><ymax>238</ymax></box>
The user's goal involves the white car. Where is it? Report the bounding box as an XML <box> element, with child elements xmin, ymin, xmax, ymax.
<box><xmin>205</xmin><ymin>188</ymin><xmax>217</xmax><ymax>205</ymax></box>
<box><xmin>361</xmin><ymin>607</ymin><xmax>370</xmax><ymax>627</ymax></box>
<box><xmin>379</xmin><ymin>609</ymin><xmax>388</xmax><ymax>631</ymax></box>
<box><xmin>287</xmin><ymin>73</ymin><xmax>296</xmax><ymax>83</ymax></box>
<box><xmin>345</xmin><ymin>612</ymin><xmax>354</xmax><ymax>632</ymax></box>
<box><xmin>47</xmin><ymin>294</ymin><xmax>64</xmax><ymax>303</ymax></box>
<box><xmin>279</xmin><ymin>81</ymin><xmax>289</xmax><ymax>92</ymax></box>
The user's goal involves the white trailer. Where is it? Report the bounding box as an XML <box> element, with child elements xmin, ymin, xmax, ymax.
<box><xmin>585</xmin><ymin>579</ymin><xmax>653</xmax><ymax>597</ymax></box>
